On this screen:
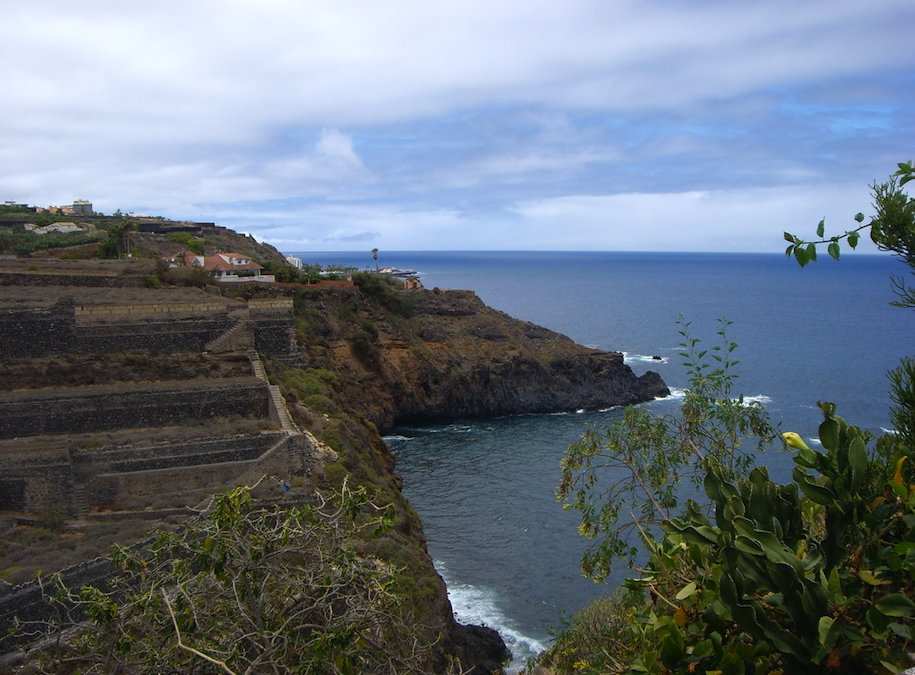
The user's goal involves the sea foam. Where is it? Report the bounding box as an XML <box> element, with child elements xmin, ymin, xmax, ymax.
<box><xmin>435</xmin><ymin>560</ymin><xmax>547</xmax><ymax>671</ymax></box>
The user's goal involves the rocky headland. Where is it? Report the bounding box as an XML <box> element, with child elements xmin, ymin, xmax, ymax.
<box><xmin>288</xmin><ymin>283</ymin><xmax>667</xmax><ymax>432</ymax></box>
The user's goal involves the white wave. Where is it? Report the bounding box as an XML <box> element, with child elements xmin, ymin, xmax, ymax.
<box><xmin>435</xmin><ymin>561</ymin><xmax>547</xmax><ymax>670</ymax></box>
<box><xmin>623</xmin><ymin>351</ymin><xmax>669</xmax><ymax>365</ymax></box>
<box><xmin>381</xmin><ymin>434</ymin><xmax>412</xmax><ymax>443</ymax></box>
<box><xmin>881</xmin><ymin>427</ymin><xmax>898</xmax><ymax>435</ymax></box>
<box><xmin>661</xmin><ymin>387</ymin><xmax>687</xmax><ymax>401</ymax></box>
<box><xmin>597</xmin><ymin>405</ymin><xmax>622</xmax><ymax>412</ymax></box>
<box><xmin>399</xmin><ymin>424</ymin><xmax>475</xmax><ymax>435</ymax></box>
<box><xmin>740</xmin><ymin>394</ymin><xmax>772</xmax><ymax>406</ymax></box>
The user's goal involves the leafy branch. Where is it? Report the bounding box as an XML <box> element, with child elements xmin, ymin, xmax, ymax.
<box><xmin>785</xmin><ymin>162</ymin><xmax>915</xmax><ymax>309</ymax></box>
<box><xmin>784</xmin><ymin>161</ymin><xmax>915</xmax><ymax>264</ymax></box>
<box><xmin>558</xmin><ymin>318</ymin><xmax>775</xmax><ymax>580</ymax></box>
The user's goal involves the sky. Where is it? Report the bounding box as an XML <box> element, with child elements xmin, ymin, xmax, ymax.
<box><xmin>2</xmin><ymin>1</ymin><xmax>914</xmax><ymax>253</ymax></box>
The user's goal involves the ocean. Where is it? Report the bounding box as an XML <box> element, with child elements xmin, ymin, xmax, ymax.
<box><xmin>287</xmin><ymin>250</ymin><xmax>915</xmax><ymax>667</ymax></box>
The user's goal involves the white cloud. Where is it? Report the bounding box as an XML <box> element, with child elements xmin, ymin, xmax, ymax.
<box><xmin>233</xmin><ymin>182</ymin><xmax>878</xmax><ymax>254</ymax></box>
<box><xmin>315</xmin><ymin>128</ymin><xmax>364</xmax><ymax>170</ymax></box>
<box><xmin>1</xmin><ymin>0</ymin><xmax>912</xmax><ymax>249</ymax></box>
<box><xmin>507</xmin><ymin>184</ymin><xmax>878</xmax><ymax>252</ymax></box>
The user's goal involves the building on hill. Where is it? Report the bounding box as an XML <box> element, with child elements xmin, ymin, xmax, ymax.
<box><xmin>164</xmin><ymin>251</ymin><xmax>275</xmax><ymax>283</ymax></box>
<box><xmin>37</xmin><ymin>200</ymin><xmax>94</xmax><ymax>215</ymax></box>
<box><xmin>23</xmin><ymin>222</ymin><xmax>85</xmax><ymax>234</ymax></box>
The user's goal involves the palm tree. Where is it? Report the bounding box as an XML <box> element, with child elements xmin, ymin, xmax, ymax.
<box><xmin>371</xmin><ymin>248</ymin><xmax>379</xmax><ymax>272</ymax></box>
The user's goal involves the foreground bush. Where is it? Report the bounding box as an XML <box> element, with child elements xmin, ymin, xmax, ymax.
<box><xmin>6</xmin><ymin>479</ymin><xmax>458</xmax><ymax>675</ymax></box>
<box><xmin>545</xmin><ymin>165</ymin><xmax>915</xmax><ymax>674</ymax></box>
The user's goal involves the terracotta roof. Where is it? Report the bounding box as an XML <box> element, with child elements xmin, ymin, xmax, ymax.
<box><xmin>203</xmin><ymin>253</ymin><xmax>263</xmax><ymax>272</ymax></box>
<box><xmin>164</xmin><ymin>250</ymin><xmax>204</xmax><ymax>266</ymax></box>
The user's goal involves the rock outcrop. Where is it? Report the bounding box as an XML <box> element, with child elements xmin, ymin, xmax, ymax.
<box><xmin>288</xmin><ymin>286</ymin><xmax>668</xmax><ymax>432</ymax></box>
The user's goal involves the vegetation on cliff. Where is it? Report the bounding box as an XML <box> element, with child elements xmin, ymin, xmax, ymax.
<box><xmin>0</xmin><ymin>206</ymin><xmax>289</xmax><ymax>267</ymax></box>
<box><xmin>9</xmin><ymin>480</ymin><xmax>468</xmax><ymax>675</ymax></box>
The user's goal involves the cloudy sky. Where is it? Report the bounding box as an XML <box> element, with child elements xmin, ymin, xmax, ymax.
<box><xmin>3</xmin><ymin>1</ymin><xmax>913</xmax><ymax>253</ymax></box>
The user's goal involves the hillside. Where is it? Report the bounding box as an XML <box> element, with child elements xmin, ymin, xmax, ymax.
<box><xmin>0</xmin><ymin>249</ymin><xmax>666</xmax><ymax>674</ymax></box>
<box><xmin>280</xmin><ymin>281</ymin><xmax>667</xmax><ymax>432</ymax></box>
<box><xmin>0</xmin><ymin>208</ymin><xmax>289</xmax><ymax>267</ymax></box>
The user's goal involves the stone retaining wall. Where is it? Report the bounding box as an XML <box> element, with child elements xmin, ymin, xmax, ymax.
<box><xmin>0</xmin><ymin>296</ymin><xmax>294</xmax><ymax>357</ymax></box>
<box><xmin>0</xmin><ymin>378</ymin><xmax>270</xmax><ymax>440</ymax></box>
<box><xmin>0</xmin><ymin>430</ymin><xmax>320</xmax><ymax>515</ymax></box>
<box><xmin>74</xmin><ymin>316</ymin><xmax>235</xmax><ymax>354</ymax></box>
<box><xmin>249</xmin><ymin>298</ymin><xmax>295</xmax><ymax>354</ymax></box>
<box><xmin>74</xmin><ymin>301</ymin><xmax>231</xmax><ymax>319</ymax></box>
<box><xmin>0</xmin><ymin>272</ymin><xmax>142</xmax><ymax>287</ymax></box>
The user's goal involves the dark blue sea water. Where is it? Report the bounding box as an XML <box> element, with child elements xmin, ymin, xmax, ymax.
<box><xmin>287</xmin><ymin>250</ymin><xmax>915</xmax><ymax>666</ymax></box>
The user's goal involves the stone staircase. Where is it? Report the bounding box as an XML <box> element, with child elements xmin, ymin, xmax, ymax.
<box><xmin>71</xmin><ymin>484</ymin><xmax>88</xmax><ymax>518</ymax></box>
<box><xmin>247</xmin><ymin>350</ymin><xmax>299</xmax><ymax>434</ymax></box>
<box><xmin>268</xmin><ymin>385</ymin><xmax>298</xmax><ymax>434</ymax></box>
<box><xmin>247</xmin><ymin>349</ymin><xmax>268</xmax><ymax>380</ymax></box>
<box><xmin>205</xmin><ymin>318</ymin><xmax>253</xmax><ymax>352</ymax></box>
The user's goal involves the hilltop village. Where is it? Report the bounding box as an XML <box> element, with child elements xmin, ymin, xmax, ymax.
<box><xmin>0</xmin><ymin>201</ymin><xmax>667</xmax><ymax>673</ymax></box>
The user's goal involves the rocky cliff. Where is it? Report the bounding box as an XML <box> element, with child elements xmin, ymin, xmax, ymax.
<box><xmin>259</xmin><ymin>279</ymin><xmax>668</xmax><ymax>672</ymax></box>
<box><xmin>280</xmin><ymin>284</ymin><xmax>668</xmax><ymax>432</ymax></box>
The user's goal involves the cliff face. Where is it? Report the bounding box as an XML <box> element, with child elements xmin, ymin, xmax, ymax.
<box><xmin>289</xmin><ymin>287</ymin><xmax>668</xmax><ymax>432</ymax></box>
<box><xmin>266</xmin><ymin>282</ymin><xmax>668</xmax><ymax>672</ymax></box>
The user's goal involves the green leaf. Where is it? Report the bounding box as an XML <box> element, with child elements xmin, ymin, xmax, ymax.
<box><xmin>675</xmin><ymin>581</ymin><xmax>698</xmax><ymax>600</ymax></box>
<box><xmin>890</xmin><ymin>622</ymin><xmax>915</xmax><ymax>641</ymax></box>
<box><xmin>828</xmin><ymin>241</ymin><xmax>841</xmax><ymax>261</ymax></box>
<box><xmin>874</xmin><ymin>593</ymin><xmax>915</xmax><ymax>617</ymax></box>
<box><xmin>793</xmin><ymin>469</ymin><xmax>835</xmax><ymax>505</ymax></box>
<box><xmin>806</xmin><ymin>243</ymin><xmax>817</xmax><ymax>262</ymax></box>
<box><xmin>819</xmin><ymin>416</ymin><xmax>839</xmax><ymax>451</ymax></box>
<box><xmin>858</xmin><ymin>569</ymin><xmax>891</xmax><ymax>586</ymax></box>
<box><xmin>784</xmin><ymin>231</ymin><xmax>797</xmax><ymax>243</ymax></box>
<box><xmin>658</xmin><ymin>626</ymin><xmax>685</xmax><ymax>669</ymax></box>
<box><xmin>854</xmin><ymin>212</ymin><xmax>865</xmax><ymax>223</ymax></box>
<box><xmin>848</xmin><ymin>435</ymin><xmax>866</xmax><ymax>492</ymax></box>
<box><xmin>818</xmin><ymin>616</ymin><xmax>836</xmax><ymax>648</ymax></box>
<box><xmin>889</xmin><ymin>480</ymin><xmax>909</xmax><ymax>499</ymax></box>
<box><xmin>795</xmin><ymin>247</ymin><xmax>810</xmax><ymax>267</ymax></box>
<box><xmin>848</xmin><ymin>231</ymin><xmax>860</xmax><ymax>248</ymax></box>
<box><xmin>816</xmin><ymin>219</ymin><xmax>825</xmax><ymax>238</ymax></box>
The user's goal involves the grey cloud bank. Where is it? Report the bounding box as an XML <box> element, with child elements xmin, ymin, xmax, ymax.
<box><xmin>2</xmin><ymin>0</ymin><xmax>913</xmax><ymax>252</ymax></box>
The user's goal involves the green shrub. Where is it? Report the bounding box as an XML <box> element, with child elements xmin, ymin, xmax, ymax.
<box><xmin>352</xmin><ymin>330</ymin><xmax>381</xmax><ymax>367</ymax></box>
<box><xmin>322</xmin><ymin>461</ymin><xmax>347</xmax><ymax>486</ymax></box>
<box><xmin>162</xmin><ymin>266</ymin><xmax>213</xmax><ymax>287</ymax></box>
<box><xmin>352</xmin><ymin>271</ymin><xmax>414</xmax><ymax>318</ymax></box>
